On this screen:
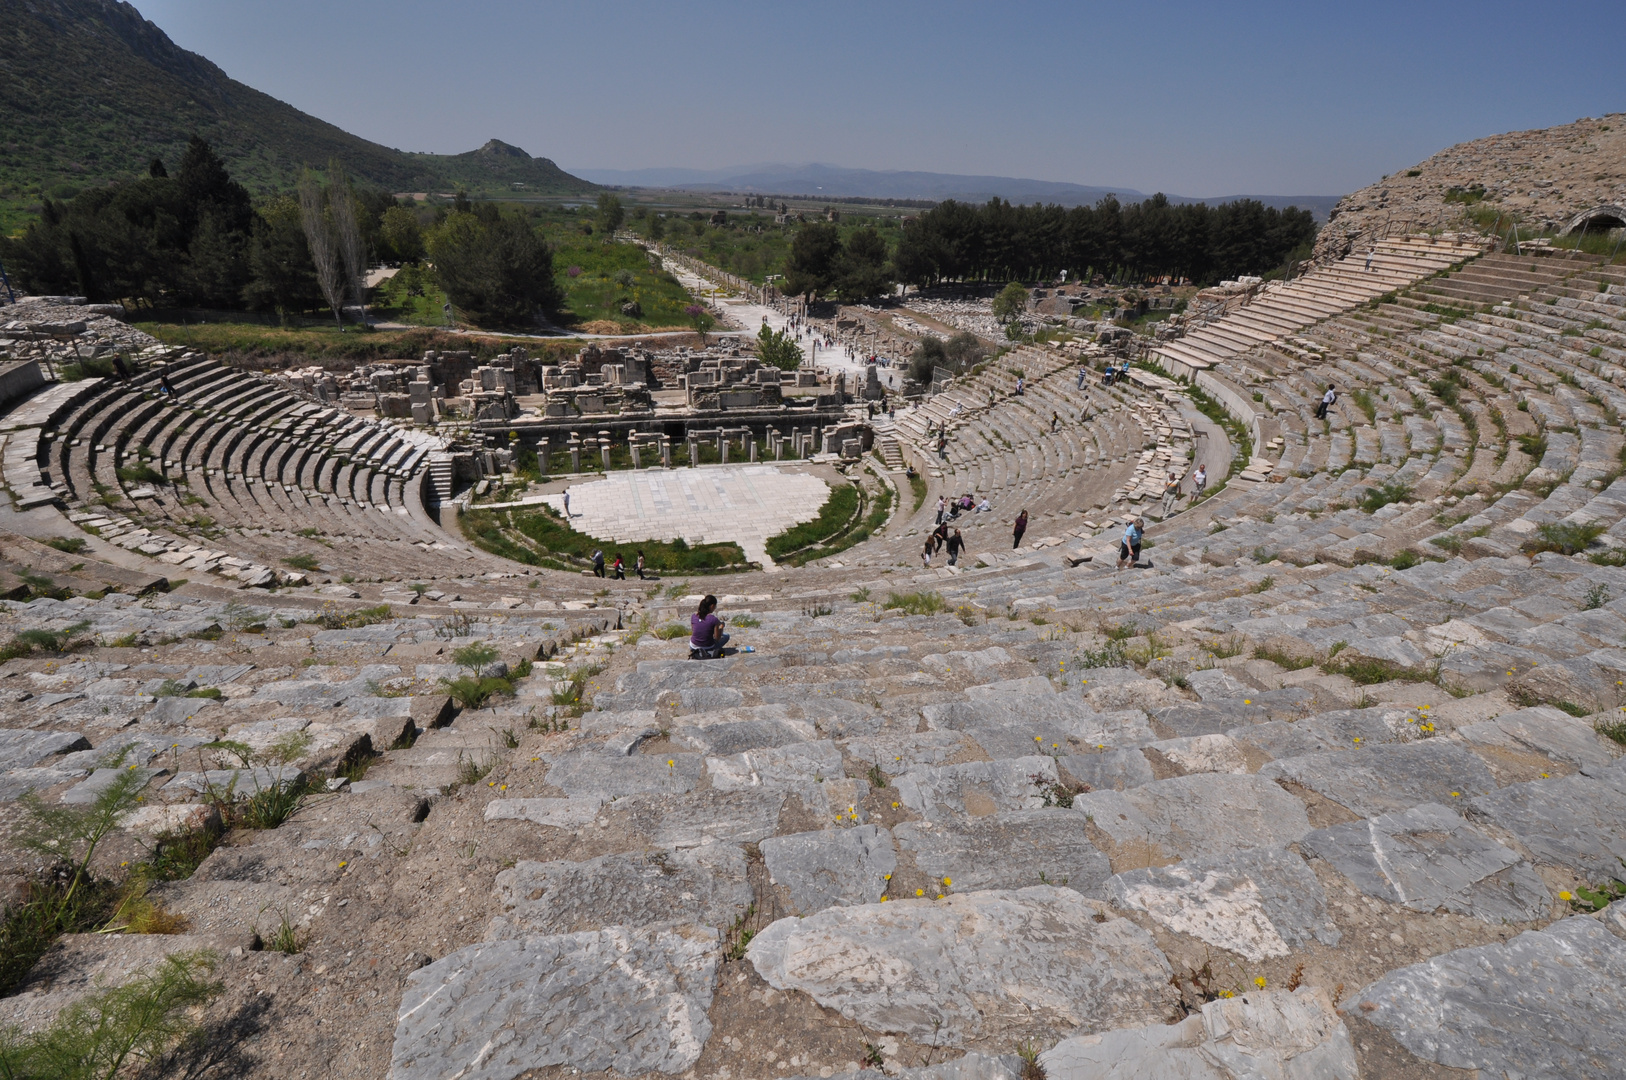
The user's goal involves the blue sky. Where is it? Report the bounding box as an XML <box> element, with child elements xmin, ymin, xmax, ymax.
<box><xmin>135</xmin><ymin>0</ymin><xmax>1625</xmax><ymax>197</ymax></box>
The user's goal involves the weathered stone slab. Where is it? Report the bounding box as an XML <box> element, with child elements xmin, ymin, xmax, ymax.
<box><xmin>390</xmin><ymin>926</ymin><xmax>720</xmax><ymax>1079</ymax></box>
<box><xmin>893</xmin><ymin>756</ymin><xmax>1056</xmax><ymax>821</ymax></box>
<box><xmin>490</xmin><ymin>845</ymin><xmax>751</xmax><ymax>935</ymax></box>
<box><xmin>1148</xmin><ymin>734</ymin><xmax>1250</xmax><ymax>775</ymax></box>
<box><xmin>1469</xmin><ymin>772</ymin><xmax>1626</xmax><ymax>879</ymax></box>
<box><xmin>706</xmin><ymin>740</ymin><xmax>842</xmax><ymax>790</ymax></box>
<box><xmin>1230</xmin><ymin>708</ymin><xmax>1414</xmax><ymax>760</ymax></box>
<box><xmin>673</xmin><ymin>717</ymin><xmax>815</xmax><ymax>755</ymax></box>
<box><xmin>1352</xmin><ymin>917</ymin><xmax>1626</xmax><ymax>1079</ymax></box>
<box><xmin>544</xmin><ymin>751</ymin><xmax>703</xmax><ymax>798</ymax></box>
<box><xmin>483</xmin><ymin>797</ymin><xmax>605</xmax><ymax>828</ymax></box>
<box><xmin>117</xmin><ymin>802</ymin><xmax>219</xmax><ymax>839</ymax></box>
<box><xmin>761</xmin><ymin>825</ymin><xmax>896</xmax><ymax>914</ymax></box>
<box><xmin>0</xmin><ymin>766</ymin><xmax>87</xmax><ymax>801</ymax></box>
<box><xmin>1074</xmin><ymin>774</ymin><xmax>1311</xmax><ymax>865</ymax></box>
<box><xmin>924</xmin><ymin>687</ymin><xmax>1156</xmax><ymax>747</ymax></box>
<box><xmin>1259</xmin><ymin>741</ymin><xmax>1496</xmax><ymax>817</ymax></box>
<box><xmin>58</xmin><ymin>766</ymin><xmax>162</xmax><ymax>804</ymax></box>
<box><xmin>596</xmin><ymin>789</ymin><xmax>786</xmax><ymax>848</ymax></box>
<box><xmin>745</xmin><ymin>886</ymin><xmax>1176</xmax><ymax>1044</ymax></box>
<box><xmin>1154</xmin><ymin>701</ymin><xmax>1270</xmax><ymax>738</ymax></box>
<box><xmin>0</xmin><ymin>727</ymin><xmax>90</xmax><ymax>769</ymax></box>
<box><xmin>1108</xmin><ymin>847</ymin><xmax>1339</xmax><ymax>962</ymax></box>
<box><xmin>1060</xmin><ymin>749</ymin><xmax>1155</xmax><ymax>791</ymax></box>
<box><xmin>894</xmin><ymin>810</ymin><xmax>1112</xmax><ymax>895</ymax></box>
<box><xmin>786</xmin><ymin>1052</ymin><xmax>1022</xmax><ymax>1080</ymax></box>
<box><xmin>1457</xmin><ymin>706</ymin><xmax>1620</xmax><ymax>771</ymax></box>
<box><xmin>843</xmin><ymin>731</ymin><xmax>976</xmax><ymax>774</ymax></box>
<box><xmin>1040</xmin><ymin>987</ymin><xmax>1356</xmax><ymax>1080</ymax></box>
<box><xmin>160</xmin><ymin>766</ymin><xmax>303</xmax><ymax>799</ymax></box>
<box><xmin>1183</xmin><ymin>669</ymin><xmax>1254</xmax><ymax>701</ymax></box>
<box><xmin>920</xmin><ymin>647</ymin><xmax>1015</xmax><ymax>679</ymax></box>
<box><xmin>1300</xmin><ymin>802</ymin><xmax>1549</xmax><ymax>923</ymax></box>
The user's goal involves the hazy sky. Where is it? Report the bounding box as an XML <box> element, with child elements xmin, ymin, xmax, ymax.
<box><xmin>134</xmin><ymin>0</ymin><xmax>1625</xmax><ymax>197</ymax></box>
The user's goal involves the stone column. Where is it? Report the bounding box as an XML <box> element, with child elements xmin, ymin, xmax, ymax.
<box><xmin>569</xmin><ymin>436</ymin><xmax>581</xmax><ymax>474</ymax></box>
<box><xmin>601</xmin><ymin>438</ymin><xmax>613</xmax><ymax>472</ymax></box>
<box><xmin>720</xmin><ymin>437</ymin><xmax>729</xmax><ymax>464</ymax></box>
<box><xmin>749</xmin><ymin>435</ymin><xmax>758</xmax><ymax>462</ymax></box>
<box><xmin>630</xmin><ymin>440</ymin><xmax>641</xmax><ymax>470</ymax></box>
<box><xmin>537</xmin><ymin>436</ymin><xmax>550</xmax><ymax>478</ymax></box>
<box><xmin>688</xmin><ymin>439</ymin><xmax>698</xmax><ymax>468</ymax></box>
<box><xmin>660</xmin><ymin>436</ymin><xmax>672</xmax><ymax>468</ymax></box>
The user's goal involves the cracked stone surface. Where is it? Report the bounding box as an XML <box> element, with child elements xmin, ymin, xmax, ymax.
<box><xmin>761</xmin><ymin>825</ymin><xmax>896</xmax><ymax>914</ymax></box>
<box><xmin>893</xmin><ymin>810</ymin><xmax>1114</xmax><ymax>895</ymax></box>
<box><xmin>1468</xmin><ymin>772</ymin><xmax>1626</xmax><ymax>879</ymax></box>
<box><xmin>489</xmin><ymin>844</ymin><xmax>752</xmax><ymax>935</ymax></box>
<box><xmin>1351</xmin><ymin>917</ymin><xmax>1626</xmax><ymax>1079</ymax></box>
<box><xmin>745</xmin><ymin>885</ymin><xmax>1176</xmax><ymax>1044</ymax></box>
<box><xmin>1073</xmin><ymin>774</ymin><xmax>1312</xmax><ymax>864</ymax></box>
<box><xmin>1300</xmin><ymin>802</ymin><xmax>1551</xmax><ymax>922</ymax></box>
<box><xmin>389</xmin><ymin>926</ymin><xmax>720</xmax><ymax>1080</ymax></box>
<box><xmin>1107</xmin><ymin>846</ymin><xmax>1340</xmax><ymax>962</ymax></box>
<box><xmin>1258</xmin><ymin>741</ymin><xmax>1497</xmax><ymax>817</ymax></box>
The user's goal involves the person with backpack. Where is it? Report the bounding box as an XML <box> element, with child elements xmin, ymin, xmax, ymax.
<box><xmin>612</xmin><ymin>553</ymin><xmax>625</xmax><ymax>580</ymax></box>
<box><xmin>1315</xmin><ymin>384</ymin><xmax>1337</xmax><ymax>420</ymax></box>
<box><xmin>1162</xmin><ymin>471</ymin><xmax>1182</xmax><ymax>515</ymax></box>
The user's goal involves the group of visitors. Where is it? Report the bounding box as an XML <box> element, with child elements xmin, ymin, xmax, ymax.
<box><xmin>590</xmin><ymin>549</ymin><xmax>648</xmax><ymax>580</ymax></box>
<box><xmin>937</xmin><ymin>493</ymin><xmax>990</xmax><ymax>523</ymax></box>
<box><xmin>922</xmin><ymin>521</ymin><xmax>966</xmax><ymax>567</ymax></box>
<box><xmin>1159</xmin><ymin>462</ymin><xmax>1209</xmax><ymax>514</ymax></box>
<box><xmin>1100</xmin><ymin>361</ymin><xmax>1133</xmax><ymax>387</ymax></box>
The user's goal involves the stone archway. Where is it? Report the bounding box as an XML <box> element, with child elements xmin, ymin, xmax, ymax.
<box><xmin>1562</xmin><ymin>205</ymin><xmax>1626</xmax><ymax>234</ymax></box>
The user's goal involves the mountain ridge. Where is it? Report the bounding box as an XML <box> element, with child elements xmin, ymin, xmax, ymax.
<box><xmin>575</xmin><ymin>162</ymin><xmax>1340</xmax><ymax>219</ymax></box>
<box><xmin>0</xmin><ymin>0</ymin><xmax>593</xmax><ymax>199</ymax></box>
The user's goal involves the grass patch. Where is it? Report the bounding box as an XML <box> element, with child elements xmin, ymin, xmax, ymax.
<box><xmin>281</xmin><ymin>553</ymin><xmax>320</xmax><ymax>572</ymax></box>
<box><xmin>907</xmin><ymin>471</ymin><xmax>928</xmax><ymax>512</ymax></box>
<box><xmin>44</xmin><ymin>536</ymin><xmax>88</xmax><ymax>554</ymax></box>
<box><xmin>1523</xmin><ymin>520</ymin><xmax>1605</xmax><ymax>556</ymax></box>
<box><xmin>881</xmin><ymin>591</ymin><xmax>945</xmax><ymax>616</ymax></box>
<box><xmin>115</xmin><ymin>462</ymin><xmax>167</xmax><ymax>487</ymax></box>
<box><xmin>654</xmin><ymin>622</ymin><xmax>689</xmax><ymax>640</ymax></box>
<box><xmin>465</xmin><ymin>505</ymin><xmax>750</xmax><ymax>574</ymax></box>
<box><xmin>1595</xmin><ymin>717</ymin><xmax>1626</xmax><ymax>746</ymax></box>
<box><xmin>731</xmin><ymin>614</ymin><xmax>760</xmax><ymax>627</ymax></box>
<box><xmin>0</xmin><ymin>620</ymin><xmax>94</xmax><ymax>661</ymax></box>
<box><xmin>765</xmin><ymin>484</ymin><xmax>862</xmax><ymax>561</ymax></box>
<box><xmin>1253</xmin><ymin>645</ymin><xmax>1315</xmax><ymax>671</ymax></box>
<box><xmin>1359</xmin><ymin>481</ymin><xmax>1412</xmax><ymax>514</ymax></box>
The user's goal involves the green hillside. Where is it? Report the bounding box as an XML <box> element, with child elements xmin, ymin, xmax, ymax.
<box><xmin>0</xmin><ymin>0</ymin><xmax>593</xmax><ymax>203</ymax></box>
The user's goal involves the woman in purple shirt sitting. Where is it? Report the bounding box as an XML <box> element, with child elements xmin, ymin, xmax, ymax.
<box><xmin>690</xmin><ymin>594</ymin><xmax>729</xmax><ymax>658</ymax></box>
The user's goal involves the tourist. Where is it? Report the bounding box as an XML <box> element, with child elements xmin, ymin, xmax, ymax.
<box><xmin>1315</xmin><ymin>383</ymin><xmax>1338</xmax><ymax>420</ymax></box>
<box><xmin>591</xmin><ymin>549</ymin><xmax>605</xmax><ymax>578</ymax></box>
<box><xmin>563</xmin><ymin>490</ymin><xmax>571</xmax><ymax>517</ymax></box>
<box><xmin>1102</xmin><ymin>364</ymin><xmax>1115</xmax><ymax>387</ymax></box>
<box><xmin>1077</xmin><ymin>367</ymin><xmax>1087</xmax><ymax>390</ymax></box>
<box><xmin>159</xmin><ymin>371</ymin><xmax>179</xmax><ymax>401</ymax></box>
<box><xmin>1118</xmin><ymin>518</ymin><xmax>1144</xmax><ymax>570</ymax></box>
<box><xmin>922</xmin><ymin>537</ymin><xmax>935</xmax><ymax>567</ymax></box>
<box><xmin>937</xmin><ymin>433</ymin><xmax>948</xmax><ymax>461</ymax></box>
<box><xmin>689</xmin><ymin>594</ymin><xmax>729</xmax><ymax>659</ymax></box>
<box><xmin>1012</xmin><ymin>508</ymin><xmax>1028</xmax><ymax>549</ymax></box>
<box><xmin>977</xmin><ymin>496</ymin><xmax>992</xmax><ymax>513</ymax></box>
<box><xmin>1191</xmin><ymin>464</ymin><xmax>1207</xmax><ymax>502</ymax></box>
<box><xmin>1015</xmin><ymin>376</ymin><xmax>1025</xmax><ymax>396</ymax></box>
<box><xmin>613</xmin><ymin>553</ymin><xmax>625</xmax><ymax>580</ymax></box>
<box><xmin>1162</xmin><ymin>471</ymin><xmax>1182</xmax><ymax>515</ymax></box>
<box><xmin>636</xmin><ymin>551</ymin><xmax>646</xmax><ymax>580</ymax></box>
<box><xmin>112</xmin><ymin>355</ymin><xmax>131</xmax><ymax>379</ymax></box>
<box><xmin>946</xmin><ymin>529</ymin><xmax>965</xmax><ymax>567</ymax></box>
<box><xmin>1051</xmin><ymin>412</ymin><xmax>1060</xmax><ymax>433</ymax></box>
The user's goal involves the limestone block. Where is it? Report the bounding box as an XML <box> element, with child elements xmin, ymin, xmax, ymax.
<box><xmin>1148</xmin><ymin>734</ymin><xmax>1251</xmax><ymax>775</ymax></box>
<box><xmin>1040</xmin><ymin>987</ymin><xmax>1356</xmax><ymax>1080</ymax></box>
<box><xmin>1300</xmin><ymin>802</ymin><xmax>1549</xmax><ymax>923</ymax></box>
<box><xmin>673</xmin><ymin>717</ymin><xmax>816</xmax><ymax>755</ymax></box>
<box><xmin>59</xmin><ymin>766</ymin><xmax>163</xmax><ymax>804</ymax></box>
<box><xmin>490</xmin><ymin>844</ymin><xmax>752</xmax><ymax>935</ymax></box>
<box><xmin>161</xmin><ymin>766</ymin><xmax>303</xmax><ymax>800</ymax></box>
<box><xmin>706</xmin><ymin>740</ymin><xmax>842</xmax><ymax>790</ymax></box>
<box><xmin>919</xmin><ymin>647</ymin><xmax>1016</xmax><ymax>679</ymax></box>
<box><xmin>595</xmin><ymin>789</ymin><xmax>787</xmax><ymax>848</ymax></box>
<box><xmin>0</xmin><ymin>767</ymin><xmax>88</xmax><ymax>801</ymax></box>
<box><xmin>1258</xmin><ymin>741</ymin><xmax>1496</xmax><ymax>817</ymax></box>
<box><xmin>1229</xmin><ymin>708</ymin><xmax>1414</xmax><ymax>760</ymax></box>
<box><xmin>893</xmin><ymin>756</ymin><xmax>1057</xmax><ymax>821</ymax></box>
<box><xmin>1469</xmin><ymin>772</ymin><xmax>1626</xmax><ymax>879</ymax></box>
<box><xmin>843</xmin><ymin>730</ymin><xmax>977</xmax><ymax>774</ymax></box>
<box><xmin>1457</xmin><ymin>705</ymin><xmax>1621</xmax><ymax>771</ymax></box>
<box><xmin>0</xmin><ymin>933</ymin><xmax>220</xmax><ymax>1034</ymax></box>
<box><xmin>390</xmin><ymin>926</ymin><xmax>720</xmax><ymax>1079</ymax></box>
<box><xmin>894</xmin><ymin>810</ymin><xmax>1112</xmax><ymax>895</ymax></box>
<box><xmin>746</xmin><ymin>886</ymin><xmax>1176</xmax><ymax>1044</ymax></box>
<box><xmin>761</xmin><ymin>825</ymin><xmax>896</xmax><ymax>914</ymax></box>
<box><xmin>1060</xmin><ymin>749</ymin><xmax>1156</xmax><ymax>791</ymax></box>
<box><xmin>0</xmin><ymin>728</ymin><xmax>91</xmax><ymax>769</ymax></box>
<box><xmin>1074</xmin><ymin>774</ymin><xmax>1311</xmax><ymax>865</ymax></box>
<box><xmin>483</xmin><ymin>796</ymin><xmax>605</xmax><ymax>827</ymax></box>
<box><xmin>117</xmin><ymin>802</ymin><xmax>220</xmax><ymax>839</ymax></box>
<box><xmin>1107</xmin><ymin>846</ymin><xmax>1340</xmax><ymax>962</ymax></box>
<box><xmin>544</xmin><ymin>751</ymin><xmax>703</xmax><ymax>799</ymax></box>
<box><xmin>1352</xmin><ymin>917</ymin><xmax>1626</xmax><ymax>1079</ymax></box>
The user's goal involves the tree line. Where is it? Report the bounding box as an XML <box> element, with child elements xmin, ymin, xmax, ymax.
<box><xmin>0</xmin><ymin>136</ymin><xmax>560</xmax><ymax>327</ymax></box>
<box><xmin>782</xmin><ymin>194</ymin><xmax>1317</xmax><ymax>301</ymax></box>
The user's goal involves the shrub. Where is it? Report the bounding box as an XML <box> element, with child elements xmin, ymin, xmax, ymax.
<box><xmin>881</xmin><ymin>591</ymin><xmax>945</xmax><ymax>616</ymax></box>
<box><xmin>44</xmin><ymin>536</ymin><xmax>87</xmax><ymax>554</ymax></box>
<box><xmin>1359</xmin><ymin>481</ymin><xmax>1412</xmax><ymax>514</ymax></box>
<box><xmin>1523</xmin><ymin>520</ymin><xmax>1606</xmax><ymax>556</ymax></box>
<box><xmin>281</xmin><ymin>554</ymin><xmax>320</xmax><ymax>572</ymax></box>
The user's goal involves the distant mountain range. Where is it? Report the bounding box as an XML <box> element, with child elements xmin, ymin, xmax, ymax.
<box><xmin>1</xmin><ymin>0</ymin><xmax>593</xmax><ymax>198</ymax></box>
<box><xmin>575</xmin><ymin>163</ymin><xmax>1341</xmax><ymax>220</ymax></box>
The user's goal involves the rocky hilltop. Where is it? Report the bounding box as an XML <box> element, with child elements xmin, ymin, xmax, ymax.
<box><xmin>1315</xmin><ymin>113</ymin><xmax>1626</xmax><ymax>259</ymax></box>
